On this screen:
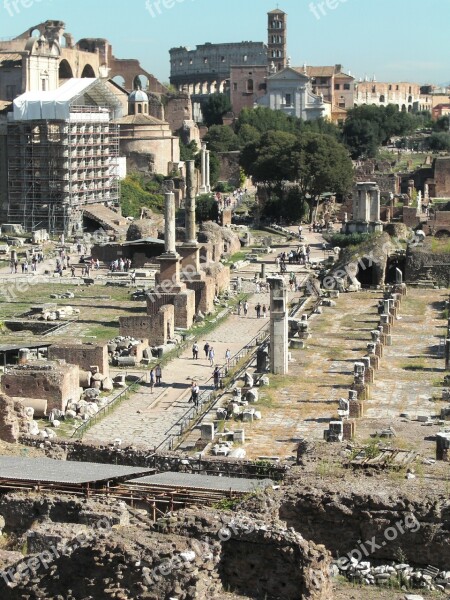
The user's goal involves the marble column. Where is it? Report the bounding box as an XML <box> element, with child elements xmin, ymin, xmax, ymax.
<box><xmin>185</xmin><ymin>160</ymin><xmax>196</xmax><ymax>244</ymax></box>
<box><xmin>206</xmin><ymin>150</ymin><xmax>211</xmax><ymax>192</ymax></box>
<box><xmin>164</xmin><ymin>191</ymin><xmax>176</xmax><ymax>255</ymax></box>
<box><xmin>200</xmin><ymin>144</ymin><xmax>207</xmax><ymax>193</ymax></box>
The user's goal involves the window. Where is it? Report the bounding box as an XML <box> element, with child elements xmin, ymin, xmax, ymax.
<box><xmin>221</xmin><ymin>56</ymin><xmax>225</xmax><ymax>63</ymax></box>
<box><xmin>334</xmin><ymin>84</ymin><xmax>341</xmax><ymax>90</ymax></box>
<box><xmin>285</xmin><ymin>93</ymin><xmax>292</xmax><ymax>106</ymax></box>
<box><xmin>372</xmin><ymin>85</ymin><xmax>376</xmax><ymax>93</ymax></box>
<box><xmin>179</xmin><ymin>60</ymin><xmax>183</xmax><ymax>66</ymax></box>
<box><xmin>320</xmin><ymin>78</ymin><xmax>327</xmax><ymax>85</ymax></box>
<box><xmin>339</xmin><ymin>102</ymin><xmax>345</xmax><ymax>108</ymax></box>
<box><xmin>389</xmin><ymin>85</ymin><xmax>392</xmax><ymax>91</ymax></box>
<box><xmin>409</xmin><ymin>86</ymin><xmax>412</xmax><ymax>93</ymax></box>
<box><xmin>396</xmin><ymin>85</ymin><xmax>399</xmax><ymax>91</ymax></box>
<box><xmin>344</xmin><ymin>83</ymin><xmax>350</xmax><ymax>90</ymax></box>
<box><xmin>204</xmin><ymin>57</ymin><xmax>208</xmax><ymax>64</ymax></box>
<box><xmin>233</xmin><ymin>82</ymin><xmax>238</xmax><ymax>91</ymax></box>
<box><xmin>243</xmin><ymin>55</ymin><xmax>248</xmax><ymax>62</ymax></box>
<box><xmin>189</xmin><ymin>58</ymin><xmax>193</xmax><ymax>65</ymax></box>
<box><xmin>247</xmin><ymin>79</ymin><xmax>254</xmax><ymax>92</ymax></box>
<box><xmin>380</xmin><ymin>95</ymin><xmax>385</xmax><ymax>103</ymax></box>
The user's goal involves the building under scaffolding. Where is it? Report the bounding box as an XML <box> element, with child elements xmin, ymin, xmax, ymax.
<box><xmin>5</xmin><ymin>78</ymin><xmax>122</xmax><ymax>235</ymax></box>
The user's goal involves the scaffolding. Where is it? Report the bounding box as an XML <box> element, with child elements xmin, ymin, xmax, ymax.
<box><xmin>6</xmin><ymin>106</ymin><xmax>120</xmax><ymax>235</ymax></box>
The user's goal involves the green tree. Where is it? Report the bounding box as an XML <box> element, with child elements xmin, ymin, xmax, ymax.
<box><xmin>343</xmin><ymin>118</ymin><xmax>380</xmax><ymax>158</ymax></box>
<box><xmin>195</xmin><ymin>194</ymin><xmax>219</xmax><ymax>222</ymax></box>
<box><xmin>427</xmin><ymin>132</ymin><xmax>450</xmax><ymax>151</ymax></box>
<box><xmin>240</xmin><ymin>130</ymin><xmax>298</xmax><ymax>184</ymax></box>
<box><xmin>236</xmin><ymin>123</ymin><xmax>261</xmax><ymax>147</ymax></box>
<box><xmin>201</xmin><ymin>94</ymin><xmax>232</xmax><ymax>127</ymax></box>
<box><xmin>292</xmin><ymin>132</ymin><xmax>354</xmax><ymax>220</ymax></box>
<box><xmin>179</xmin><ymin>139</ymin><xmax>198</xmax><ymax>161</ymax></box>
<box><xmin>433</xmin><ymin>115</ymin><xmax>450</xmax><ymax>132</ymax></box>
<box><xmin>236</xmin><ymin>106</ymin><xmax>299</xmax><ymax>135</ymax></box>
<box><xmin>120</xmin><ymin>175</ymin><xmax>164</xmax><ymax>218</ymax></box>
<box><xmin>203</xmin><ymin>125</ymin><xmax>239</xmax><ymax>152</ymax></box>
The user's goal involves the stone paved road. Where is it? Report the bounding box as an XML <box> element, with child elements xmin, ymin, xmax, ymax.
<box><xmin>83</xmin><ymin>229</ymin><xmax>324</xmax><ymax>450</ymax></box>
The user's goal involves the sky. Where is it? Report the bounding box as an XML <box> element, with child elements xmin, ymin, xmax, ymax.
<box><xmin>0</xmin><ymin>0</ymin><xmax>449</xmax><ymax>86</ymax></box>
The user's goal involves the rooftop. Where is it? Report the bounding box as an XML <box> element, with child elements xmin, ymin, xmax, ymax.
<box><xmin>129</xmin><ymin>471</ymin><xmax>274</xmax><ymax>493</ymax></box>
<box><xmin>0</xmin><ymin>456</ymin><xmax>153</xmax><ymax>485</ymax></box>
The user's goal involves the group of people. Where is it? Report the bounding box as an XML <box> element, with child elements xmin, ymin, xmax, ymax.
<box><xmin>147</xmin><ymin>364</ymin><xmax>162</xmax><ymax>392</ymax></box>
<box><xmin>109</xmin><ymin>258</ymin><xmax>132</xmax><ymax>273</ymax></box>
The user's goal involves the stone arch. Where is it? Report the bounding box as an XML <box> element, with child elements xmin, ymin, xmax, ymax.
<box><xmin>401</xmin><ymin>104</ymin><xmax>407</xmax><ymax>112</ymax></box>
<box><xmin>30</xmin><ymin>28</ymin><xmax>41</xmax><ymax>38</ymax></box>
<box><xmin>379</xmin><ymin>94</ymin><xmax>385</xmax><ymax>103</ymax></box>
<box><xmin>59</xmin><ymin>59</ymin><xmax>73</xmax><ymax>80</ymax></box>
<box><xmin>408</xmin><ymin>95</ymin><xmax>412</xmax><ymax>103</ymax></box>
<box><xmin>134</xmin><ymin>74</ymin><xmax>150</xmax><ymax>90</ymax></box>
<box><xmin>112</xmin><ymin>75</ymin><xmax>126</xmax><ymax>88</ymax></box>
<box><xmin>81</xmin><ymin>64</ymin><xmax>96</xmax><ymax>78</ymax></box>
<box><xmin>408</xmin><ymin>105</ymin><xmax>412</xmax><ymax>113</ymax></box>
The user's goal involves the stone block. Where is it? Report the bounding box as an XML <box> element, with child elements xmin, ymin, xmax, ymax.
<box><xmin>200</xmin><ymin>423</ymin><xmax>215</xmax><ymax>441</ymax></box>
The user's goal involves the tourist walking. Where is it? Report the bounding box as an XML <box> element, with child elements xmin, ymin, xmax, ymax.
<box><xmin>155</xmin><ymin>364</ymin><xmax>162</xmax><ymax>385</ymax></box>
<box><xmin>237</xmin><ymin>300</ymin><xmax>242</xmax><ymax>316</ymax></box>
<box><xmin>255</xmin><ymin>303</ymin><xmax>261</xmax><ymax>318</ymax></box>
<box><xmin>149</xmin><ymin>368</ymin><xmax>155</xmax><ymax>393</ymax></box>
<box><xmin>262</xmin><ymin>304</ymin><xmax>267</xmax><ymax>318</ymax></box>
<box><xmin>225</xmin><ymin>348</ymin><xmax>231</xmax><ymax>368</ymax></box>
<box><xmin>243</xmin><ymin>301</ymin><xmax>249</xmax><ymax>316</ymax></box>
<box><xmin>190</xmin><ymin>381</ymin><xmax>200</xmax><ymax>407</ymax></box>
<box><xmin>192</xmin><ymin>342</ymin><xmax>199</xmax><ymax>360</ymax></box>
<box><xmin>208</xmin><ymin>347</ymin><xmax>215</xmax><ymax>366</ymax></box>
<box><xmin>213</xmin><ymin>366</ymin><xmax>221</xmax><ymax>390</ymax></box>
<box><xmin>204</xmin><ymin>341</ymin><xmax>210</xmax><ymax>359</ymax></box>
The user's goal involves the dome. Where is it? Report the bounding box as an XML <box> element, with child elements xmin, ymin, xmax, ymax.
<box><xmin>129</xmin><ymin>88</ymin><xmax>149</xmax><ymax>103</ymax></box>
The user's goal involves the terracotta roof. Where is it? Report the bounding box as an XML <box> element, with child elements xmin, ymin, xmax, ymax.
<box><xmin>0</xmin><ymin>52</ymin><xmax>22</xmax><ymax>66</ymax></box>
<box><xmin>294</xmin><ymin>66</ymin><xmax>353</xmax><ymax>80</ymax></box>
<box><xmin>115</xmin><ymin>114</ymin><xmax>166</xmax><ymax>126</ymax></box>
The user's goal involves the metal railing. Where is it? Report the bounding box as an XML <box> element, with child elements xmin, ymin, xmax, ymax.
<box><xmin>154</xmin><ymin>322</ymin><xmax>270</xmax><ymax>453</ymax></box>
<box><xmin>71</xmin><ymin>373</ymin><xmax>146</xmax><ymax>439</ymax></box>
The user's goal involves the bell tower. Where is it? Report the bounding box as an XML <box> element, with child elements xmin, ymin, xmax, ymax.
<box><xmin>267</xmin><ymin>8</ymin><xmax>287</xmax><ymax>72</ymax></box>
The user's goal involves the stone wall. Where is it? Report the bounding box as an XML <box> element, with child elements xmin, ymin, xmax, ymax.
<box><xmin>18</xmin><ymin>438</ymin><xmax>289</xmax><ymax>481</ymax></box>
<box><xmin>0</xmin><ymin>494</ymin><xmax>332</xmax><ymax>600</ymax></box>
<box><xmin>406</xmin><ymin>239</ymin><xmax>450</xmax><ymax>284</ymax></box>
<box><xmin>278</xmin><ymin>481</ymin><xmax>450</xmax><ymax>570</ymax></box>
<box><xmin>0</xmin><ymin>393</ymin><xmax>28</xmax><ymax>443</ymax></box>
<box><xmin>120</xmin><ymin>306</ymin><xmax>174</xmax><ymax>346</ymax></box>
<box><xmin>2</xmin><ymin>362</ymin><xmax>80</xmax><ymax>412</ymax></box>
<box><xmin>48</xmin><ymin>343</ymin><xmax>109</xmax><ymax>377</ymax></box>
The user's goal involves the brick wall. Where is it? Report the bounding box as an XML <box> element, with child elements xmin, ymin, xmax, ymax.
<box><xmin>48</xmin><ymin>343</ymin><xmax>109</xmax><ymax>377</ymax></box>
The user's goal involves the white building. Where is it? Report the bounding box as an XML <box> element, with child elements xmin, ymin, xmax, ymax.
<box><xmin>257</xmin><ymin>66</ymin><xmax>327</xmax><ymax>121</ymax></box>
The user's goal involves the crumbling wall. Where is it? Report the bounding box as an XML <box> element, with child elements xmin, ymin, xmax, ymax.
<box><xmin>406</xmin><ymin>239</ymin><xmax>450</xmax><ymax>284</ymax></box>
<box><xmin>1</xmin><ymin>363</ymin><xmax>80</xmax><ymax>413</ymax></box>
<box><xmin>0</xmin><ymin>394</ymin><xmax>28</xmax><ymax>443</ymax></box>
<box><xmin>278</xmin><ymin>482</ymin><xmax>450</xmax><ymax>570</ymax></box>
<box><xmin>48</xmin><ymin>343</ymin><xmax>109</xmax><ymax>377</ymax></box>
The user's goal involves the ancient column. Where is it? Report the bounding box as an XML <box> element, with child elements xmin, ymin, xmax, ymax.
<box><xmin>200</xmin><ymin>144</ymin><xmax>208</xmax><ymax>193</ymax></box>
<box><xmin>268</xmin><ymin>276</ymin><xmax>289</xmax><ymax>375</ymax></box>
<box><xmin>445</xmin><ymin>339</ymin><xmax>450</xmax><ymax>371</ymax></box>
<box><xmin>180</xmin><ymin>160</ymin><xmax>201</xmax><ymax>273</ymax></box>
<box><xmin>185</xmin><ymin>160</ymin><xmax>196</xmax><ymax>244</ymax></box>
<box><xmin>164</xmin><ymin>191</ymin><xmax>176</xmax><ymax>255</ymax></box>
<box><xmin>206</xmin><ymin>150</ymin><xmax>211</xmax><ymax>192</ymax></box>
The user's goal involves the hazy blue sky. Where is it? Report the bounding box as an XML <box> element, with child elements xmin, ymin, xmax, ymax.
<box><xmin>0</xmin><ymin>0</ymin><xmax>448</xmax><ymax>85</ymax></box>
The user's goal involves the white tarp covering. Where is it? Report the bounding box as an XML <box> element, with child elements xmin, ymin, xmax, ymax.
<box><xmin>13</xmin><ymin>79</ymin><xmax>122</xmax><ymax>121</ymax></box>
